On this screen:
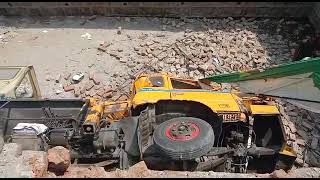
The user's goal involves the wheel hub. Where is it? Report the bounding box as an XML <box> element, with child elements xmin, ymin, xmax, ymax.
<box><xmin>165</xmin><ymin>121</ymin><xmax>200</xmax><ymax>141</ymax></box>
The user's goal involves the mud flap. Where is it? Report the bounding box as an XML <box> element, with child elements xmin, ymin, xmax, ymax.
<box><xmin>118</xmin><ymin>117</ymin><xmax>140</xmax><ymax>157</ymax></box>
<box><xmin>136</xmin><ymin>105</ymin><xmax>155</xmax><ymax>159</ymax></box>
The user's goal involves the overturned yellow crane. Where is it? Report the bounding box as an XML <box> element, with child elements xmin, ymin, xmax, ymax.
<box><xmin>3</xmin><ymin>58</ymin><xmax>319</xmax><ymax>173</ymax></box>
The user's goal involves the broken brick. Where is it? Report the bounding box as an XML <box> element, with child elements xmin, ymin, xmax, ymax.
<box><xmin>104</xmin><ymin>87</ymin><xmax>113</xmax><ymax>93</ymax></box>
<box><xmin>89</xmin><ymin>72</ymin><xmax>95</xmax><ymax>80</ymax></box>
<box><xmin>74</xmin><ymin>87</ymin><xmax>81</xmax><ymax>97</ymax></box>
<box><xmin>103</xmin><ymin>92</ymin><xmax>113</xmax><ymax>98</ymax></box>
<box><xmin>80</xmin><ymin>93</ymin><xmax>86</xmax><ymax>98</ymax></box>
<box><xmin>80</xmin><ymin>87</ymin><xmax>86</xmax><ymax>94</ymax></box>
<box><xmin>109</xmin><ymin>51</ymin><xmax>121</xmax><ymax>59</ymax></box>
<box><xmin>48</xmin><ymin>146</ymin><xmax>71</xmax><ymax>176</ymax></box>
<box><xmin>296</xmin><ymin>139</ymin><xmax>305</xmax><ymax>146</ymax></box>
<box><xmin>111</xmin><ymin>94</ymin><xmax>121</xmax><ymax>101</ymax></box>
<box><xmin>119</xmin><ymin>95</ymin><xmax>128</xmax><ymax>101</ymax></box>
<box><xmin>92</xmin><ymin>76</ymin><xmax>101</xmax><ymax>85</ymax></box>
<box><xmin>96</xmin><ymin>90</ymin><xmax>105</xmax><ymax>97</ymax></box>
<box><xmin>63</xmin><ymin>84</ymin><xmax>75</xmax><ymax>92</ymax></box>
<box><xmin>89</xmin><ymin>90</ymin><xmax>96</xmax><ymax>97</ymax></box>
<box><xmin>63</xmin><ymin>73</ymin><xmax>71</xmax><ymax>80</ymax></box>
<box><xmin>85</xmin><ymin>81</ymin><xmax>95</xmax><ymax>91</ymax></box>
<box><xmin>94</xmin><ymin>85</ymin><xmax>102</xmax><ymax>90</ymax></box>
<box><xmin>85</xmin><ymin>91</ymin><xmax>90</xmax><ymax>96</ymax></box>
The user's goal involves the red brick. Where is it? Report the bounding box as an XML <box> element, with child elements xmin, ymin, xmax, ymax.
<box><xmin>63</xmin><ymin>84</ymin><xmax>75</xmax><ymax>92</ymax></box>
<box><xmin>85</xmin><ymin>81</ymin><xmax>95</xmax><ymax>91</ymax></box>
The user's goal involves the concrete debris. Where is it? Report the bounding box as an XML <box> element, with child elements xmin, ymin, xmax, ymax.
<box><xmin>63</xmin><ymin>72</ymin><xmax>71</xmax><ymax>80</ymax></box>
<box><xmin>92</xmin><ymin>75</ymin><xmax>101</xmax><ymax>85</ymax></box>
<box><xmin>85</xmin><ymin>81</ymin><xmax>95</xmax><ymax>91</ymax></box>
<box><xmin>55</xmin><ymin>90</ymin><xmax>63</xmax><ymax>94</ymax></box>
<box><xmin>72</xmin><ymin>72</ymin><xmax>84</xmax><ymax>83</ymax></box>
<box><xmin>55</xmin><ymin>74</ymin><xmax>61</xmax><ymax>83</ymax></box>
<box><xmin>0</xmin><ymin>143</ymin><xmax>33</xmax><ymax>178</ymax></box>
<box><xmin>22</xmin><ymin>151</ymin><xmax>48</xmax><ymax>178</ymax></box>
<box><xmin>45</xmin><ymin>74</ymin><xmax>51</xmax><ymax>81</ymax></box>
<box><xmin>97</xmin><ymin>41</ymin><xmax>111</xmax><ymax>52</ymax></box>
<box><xmin>74</xmin><ymin>86</ymin><xmax>81</xmax><ymax>97</ymax></box>
<box><xmin>117</xmin><ymin>27</ymin><xmax>122</xmax><ymax>34</ymax></box>
<box><xmin>270</xmin><ymin>169</ymin><xmax>288</xmax><ymax>178</ymax></box>
<box><xmin>109</xmin><ymin>51</ymin><xmax>122</xmax><ymax>59</ymax></box>
<box><xmin>62</xmin><ymin>166</ymin><xmax>111</xmax><ymax>178</ymax></box>
<box><xmin>81</xmin><ymin>33</ymin><xmax>92</xmax><ymax>40</ymax></box>
<box><xmin>296</xmin><ymin>138</ymin><xmax>305</xmax><ymax>146</ymax></box>
<box><xmin>47</xmin><ymin>146</ymin><xmax>71</xmax><ymax>176</ymax></box>
<box><xmin>287</xmin><ymin>167</ymin><xmax>320</xmax><ymax>178</ymax></box>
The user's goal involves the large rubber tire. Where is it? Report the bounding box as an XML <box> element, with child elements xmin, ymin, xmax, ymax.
<box><xmin>153</xmin><ymin>117</ymin><xmax>215</xmax><ymax>160</ymax></box>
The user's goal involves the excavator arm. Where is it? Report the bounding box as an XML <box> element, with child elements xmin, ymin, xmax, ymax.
<box><xmin>200</xmin><ymin>57</ymin><xmax>320</xmax><ymax>113</ymax></box>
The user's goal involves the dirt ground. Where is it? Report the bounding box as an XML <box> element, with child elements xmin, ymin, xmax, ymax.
<box><xmin>0</xmin><ymin>16</ymin><xmax>195</xmax><ymax>98</ymax></box>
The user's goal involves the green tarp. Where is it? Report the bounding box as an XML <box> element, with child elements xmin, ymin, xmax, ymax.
<box><xmin>201</xmin><ymin>57</ymin><xmax>320</xmax><ymax>90</ymax></box>
<box><xmin>201</xmin><ymin>57</ymin><xmax>320</xmax><ymax>113</ymax></box>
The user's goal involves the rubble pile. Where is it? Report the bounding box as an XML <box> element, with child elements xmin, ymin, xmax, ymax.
<box><xmin>108</xmin><ymin>17</ymin><xmax>306</xmax><ymax>81</ymax></box>
<box><xmin>1</xmin><ymin>143</ymin><xmax>320</xmax><ymax>178</ymax></box>
<box><xmin>43</xmin><ymin>17</ymin><xmax>313</xmax><ymax>101</ymax></box>
<box><xmin>0</xmin><ymin>143</ymin><xmax>34</xmax><ymax>178</ymax></box>
<box><xmin>276</xmin><ymin>99</ymin><xmax>320</xmax><ymax>168</ymax></box>
<box><xmin>51</xmin><ymin>70</ymin><xmax>129</xmax><ymax>102</ymax></box>
<box><xmin>130</xmin><ymin>29</ymin><xmax>278</xmax><ymax>80</ymax></box>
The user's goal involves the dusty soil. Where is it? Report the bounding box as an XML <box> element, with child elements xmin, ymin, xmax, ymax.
<box><xmin>0</xmin><ymin>16</ymin><xmax>192</xmax><ymax>98</ymax></box>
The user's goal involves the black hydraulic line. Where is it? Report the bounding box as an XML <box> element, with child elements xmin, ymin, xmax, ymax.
<box><xmin>0</xmin><ymin>101</ymin><xmax>10</xmax><ymax>109</ymax></box>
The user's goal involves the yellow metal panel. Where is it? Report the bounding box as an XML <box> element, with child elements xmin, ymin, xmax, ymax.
<box><xmin>132</xmin><ymin>90</ymin><xmax>171</xmax><ymax>107</ymax></box>
<box><xmin>133</xmin><ymin>73</ymin><xmax>171</xmax><ymax>92</ymax></box>
<box><xmin>104</xmin><ymin>101</ymin><xmax>130</xmax><ymax>121</ymax></box>
<box><xmin>171</xmin><ymin>91</ymin><xmax>240</xmax><ymax>112</ymax></box>
<box><xmin>250</xmin><ymin>105</ymin><xmax>280</xmax><ymax>115</ymax></box>
<box><xmin>85</xmin><ymin>105</ymin><xmax>104</xmax><ymax>123</ymax></box>
<box><xmin>132</xmin><ymin>73</ymin><xmax>241</xmax><ymax>113</ymax></box>
<box><xmin>279</xmin><ymin>144</ymin><xmax>297</xmax><ymax>157</ymax></box>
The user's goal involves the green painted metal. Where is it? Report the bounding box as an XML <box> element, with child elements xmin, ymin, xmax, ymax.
<box><xmin>201</xmin><ymin>57</ymin><xmax>320</xmax><ymax>89</ymax></box>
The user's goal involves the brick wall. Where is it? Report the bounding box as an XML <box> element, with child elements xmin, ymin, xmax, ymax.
<box><xmin>0</xmin><ymin>2</ymin><xmax>319</xmax><ymax>31</ymax></box>
<box><xmin>0</xmin><ymin>2</ymin><xmax>313</xmax><ymax>17</ymax></box>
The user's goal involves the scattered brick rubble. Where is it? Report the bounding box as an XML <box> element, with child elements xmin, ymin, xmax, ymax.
<box><xmin>44</xmin><ymin>17</ymin><xmax>313</xmax><ymax>102</ymax></box>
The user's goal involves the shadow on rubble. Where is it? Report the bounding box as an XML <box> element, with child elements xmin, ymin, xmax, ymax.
<box><xmin>0</xmin><ymin>15</ymin><xmax>316</xmax><ymax>64</ymax></box>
